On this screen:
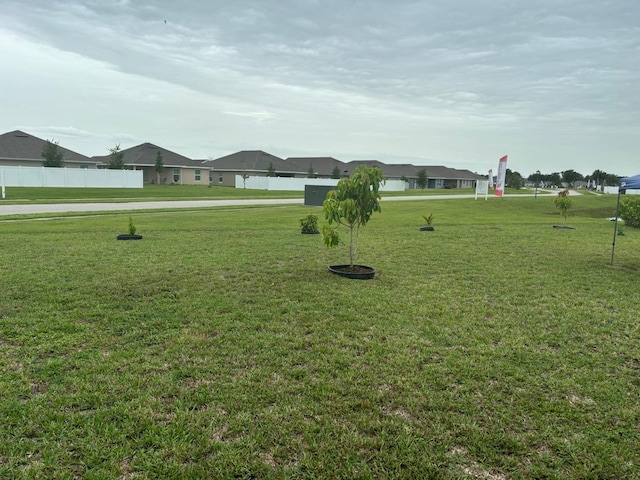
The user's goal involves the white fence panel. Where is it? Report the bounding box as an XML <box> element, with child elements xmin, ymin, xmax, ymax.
<box><xmin>0</xmin><ymin>166</ymin><xmax>143</xmax><ymax>188</ymax></box>
<box><xmin>604</xmin><ymin>186</ymin><xmax>640</xmax><ymax>195</ymax></box>
<box><xmin>235</xmin><ymin>176</ymin><xmax>406</xmax><ymax>191</ymax></box>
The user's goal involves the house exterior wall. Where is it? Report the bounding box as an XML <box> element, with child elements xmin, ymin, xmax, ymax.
<box><xmin>442</xmin><ymin>179</ymin><xmax>477</xmax><ymax>189</ymax></box>
<box><xmin>180</xmin><ymin>167</ymin><xmax>208</xmax><ymax>185</ymax></box>
<box><xmin>212</xmin><ymin>170</ymin><xmax>242</xmax><ymax>187</ymax></box>
<box><xmin>138</xmin><ymin>166</ymin><xmax>209</xmax><ymax>185</ymax></box>
<box><xmin>458</xmin><ymin>179</ymin><xmax>476</xmax><ymax>188</ymax></box>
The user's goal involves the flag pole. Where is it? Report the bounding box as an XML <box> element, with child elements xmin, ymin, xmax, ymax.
<box><xmin>610</xmin><ymin>185</ymin><xmax>623</xmax><ymax>266</ymax></box>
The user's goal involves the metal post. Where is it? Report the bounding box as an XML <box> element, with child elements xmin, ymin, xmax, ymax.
<box><xmin>610</xmin><ymin>188</ymin><xmax>623</xmax><ymax>266</ymax></box>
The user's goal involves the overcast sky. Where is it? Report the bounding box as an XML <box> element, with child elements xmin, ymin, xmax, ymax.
<box><xmin>1</xmin><ymin>0</ymin><xmax>638</xmax><ymax>177</ymax></box>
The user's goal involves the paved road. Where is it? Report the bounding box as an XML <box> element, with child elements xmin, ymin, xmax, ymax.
<box><xmin>0</xmin><ymin>191</ymin><xmax>565</xmax><ymax>216</ymax></box>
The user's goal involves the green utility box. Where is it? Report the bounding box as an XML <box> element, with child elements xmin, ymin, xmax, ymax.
<box><xmin>304</xmin><ymin>185</ymin><xmax>334</xmax><ymax>207</ymax></box>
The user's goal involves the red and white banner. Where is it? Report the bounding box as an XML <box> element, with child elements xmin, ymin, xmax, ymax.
<box><xmin>495</xmin><ymin>155</ymin><xmax>508</xmax><ymax>197</ymax></box>
<box><xmin>488</xmin><ymin>169</ymin><xmax>494</xmax><ymax>189</ymax></box>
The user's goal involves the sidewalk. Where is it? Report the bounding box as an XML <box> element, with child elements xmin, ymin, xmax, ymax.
<box><xmin>0</xmin><ymin>198</ymin><xmax>304</xmax><ymax>216</ymax></box>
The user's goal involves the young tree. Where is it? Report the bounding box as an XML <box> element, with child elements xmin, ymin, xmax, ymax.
<box><xmin>307</xmin><ymin>164</ymin><xmax>316</xmax><ymax>178</ymax></box>
<box><xmin>107</xmin><ymin>144</ymin><xmax>125</xmax><ymax>169</ymax></box>
<box><xmin>416</xmin><ymin>168</ymin><xmax>428</xmax><ymax>189</ymax></box>
<box><xmin>322</xmin><ymin>166</ymin><xmax>385</xmax><ymax>268</ymax></box>
<box><xmin>554</xmin><ymin>189</ymin><xmax>572</xmax><ymax>223</ymax></box>
<box><xmin>41</xmin><ymin>140</ymin><xmax>64</xmax><ymax>167</ymax></box>
<box><xmin>267</xmin><ymin>162</ymin><xmax>276</xmax><ymax>177</ymax></box>
<box><xmin>154</xmin><ymin>150</ymin><xmax>164</xmax><ymax>184</ymax></box>
<box><xmin>331</xmin><ymin>166</ymin><xmax>341</xmax><ymax>179</ymax></box>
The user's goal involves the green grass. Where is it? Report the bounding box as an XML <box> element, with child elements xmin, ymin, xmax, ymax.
<box><xmin>1</xmin><ymin>194</ymin><xmax>639</xmax><ymax>479</ymax></box>
<box><xmin>383</xmin><ymin>187</ymin><xmax>536</xmax><ymax>197</ymax></box>
<box><xmin>0</xmin><ymin>185</ymin><xmax>303</xmax><ymax>204</ymax></box>
<box><xmin>1</xmin><ymin>185</ymin><xmax>536</xmax><ymax>204</ymax></box>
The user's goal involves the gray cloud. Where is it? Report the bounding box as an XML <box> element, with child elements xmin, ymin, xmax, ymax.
<box><xmin>1</xmin><ymin>0</ymin><xmax>639</xmax><ymax>175</ymax></box>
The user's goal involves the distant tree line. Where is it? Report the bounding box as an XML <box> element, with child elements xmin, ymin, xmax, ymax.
<box><xmin>496</xmin><ymin>168</ymin><xmax>624</xmax><ymax>190</ymax></box>
<box><xmin>524</xmin><ymin>169</ymin><xmax>621</xmax><ymax>188</ymax></box>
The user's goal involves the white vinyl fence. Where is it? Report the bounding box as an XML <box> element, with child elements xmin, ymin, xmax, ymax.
<box><xmin>0</xmin><ymin>166</ymin><xmax>143</xmax><ymax>189</ymax></box>
<box><xmin>235</xmin><ymin>175</ymin><xmax>406</xmax><ymax>191</ymax></box>
<box><xmin>604</xmin><ymin>186</ymin><xmax>640</xmax><ymax>195</ymax></box>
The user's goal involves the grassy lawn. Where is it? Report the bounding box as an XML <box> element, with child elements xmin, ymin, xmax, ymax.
<box><xmin>1</xmin><ymin>193</ymin><xmax>638</xmax><ymax>479</ymax></box>
<box><xmin>0</xmin><ymin>185</ymin><xmax>536</xmax><ymax>204</ymax></box>
<box><xmin>0</xmin><ymin>185</ymin><xmax>303</xmax><ymax>204</ymax></box>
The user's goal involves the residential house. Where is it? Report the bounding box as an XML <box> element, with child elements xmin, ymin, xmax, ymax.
<box><xmin>0</xmin><ymin>130</ymin><xmax>99</xmax><ymax>168</ymax></box>
<box><xmin>451</xmin><ymin>168</ymin><xmax>484</xmax><ymax>189</ymax></box>
<box><xmin>204</xmin><ymin>151</ymin><xmax>300</xmax><ymax>187</ymax></box>
<box><xmin>1</xmin><ymin>129</ymin><xmax>485</xmax><ymax>189</ymax></box>
<box><xmin>91</xmin><ymin>143</ymin><xmax>207</xmax><ymax>185</ymax></box>
<box><xmin>285</xmin><ymin>157</ymin><xmax>348</xmax><ymax>179</ymax></box>
<box><xmin>416</xmin><ymin>166</ymin><xmax>482</xmax><ymax>189</ymax></box>
<box><xmin>344</xmin><ymin>161</ymin><xmax>422</xmax><ymax>187</ymax></box>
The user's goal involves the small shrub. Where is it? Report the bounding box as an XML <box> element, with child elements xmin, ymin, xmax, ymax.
<box><xmin>422</xmin><ymin>213</ymin><xmax>434</xmax><ymax>226</ymax></box>
<box><xmin>619</xmin><ymin>196</ymin><xmax>640</xmax><ymax>228</ymax></box>
<box><xmin>299</xmin><ymin>214</ymin><xmax>319</xmax><ymax>234</ymax></box>
<box><xmin>128</xmin><ymin>216</ymin><xmax>137</xmax><ymax>236</ymax></box>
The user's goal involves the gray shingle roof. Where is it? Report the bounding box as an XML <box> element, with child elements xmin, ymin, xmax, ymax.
<box><xmin>207</xmin><ymin>150</ymin><xmax>296</xmax><ymax>173</ymax></box>
<box><xmin>1</xmin><ymin>130</ymin><xmax>485</xmax><ymax>181</ymax></box>
<box><xmin>285</xmin><ymin>157</ymin><xmax>347</xmax><ymax>176</ymax></box>
<box><xmin>418</xmin><ymin>166</ymin><xmax>477</xmax><ymax>180</ymax></box>
<box><xmin>91</xmin><ymin>142</ymin><xmax>199</xmax><ymax>167</ymax></box>
<box><xmin>452</xmin><ymin>168</ymin><xmax>485</xmax><ymax>180</ymax></box>
<box><xmin>344</xmin><ymin>160</ymin><xmax>418</xmax><ymax>179</ymax></box>
<box><xmin>0</xmin><ymin>130</ymin><xmax>95</xmax><ymax>164</ymax></box>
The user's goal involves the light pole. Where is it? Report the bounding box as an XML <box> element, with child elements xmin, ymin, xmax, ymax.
<box><xmin>535</xmin><ymin>170</ymin><xmax>541</xmax><ymax>198</ymax></box>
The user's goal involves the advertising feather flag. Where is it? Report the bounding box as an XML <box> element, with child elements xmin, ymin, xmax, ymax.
<box><xmin>495</xmin><ymin>155</ymin><xmax>508</xmax><ymax>197</ymax></box>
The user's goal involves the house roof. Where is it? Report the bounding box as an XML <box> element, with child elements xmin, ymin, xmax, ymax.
<box><xmin>0</xmin><ymin>130</ymin><xmax>95</xmax><ymax>164</ymax></box>
<box><xmin>343</xmin><ymin>160</ymin><xmax>420</xmax><ymax>179</ymax></box>
<box><xmin>285</xmin><ymin>157</ymin><xmax>347</xmax><ymax>176</ymax></box>
<box><xmin>420</xmin><ymin>165</ymin><xmax>482</xmax><ymax>180</ymax></box>
<box><xmin>379</xmin><ymin>163</ymin><xmax>419</xmax><ymax>178</ymax></box>
<box><xmin>207</xmin><ymin>150</ymin><xmax>296</xmax><ymax>173</ymax></box>
<box><xmin>451</xmin><ymin>168</ymin><xmax>485</xmax><ymax>180</ymax></box>
<box><xmin>91</xmin><ymin>142</ymin><xmax>199</xmax><ymax>167</ymax></box>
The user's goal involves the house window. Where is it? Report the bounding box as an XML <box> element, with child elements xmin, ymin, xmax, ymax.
<box><xmin>173</xmin><ymin>168</ymin><xmax>180</xmax><ymax>183</ymax></box>
<box><xmin>195</xmin><ymin>169</ymin><xmax>201</xmax><ymax>181</ymax></box>
<box><xmin>79</xmin><ymin>164</ymin><xmax>89</xmax><ymax>169</ymax></box>
<box><xmin>219</xmin><ymin>175</ymin><xmax>223</xmax><ymax>183</ymax></box>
